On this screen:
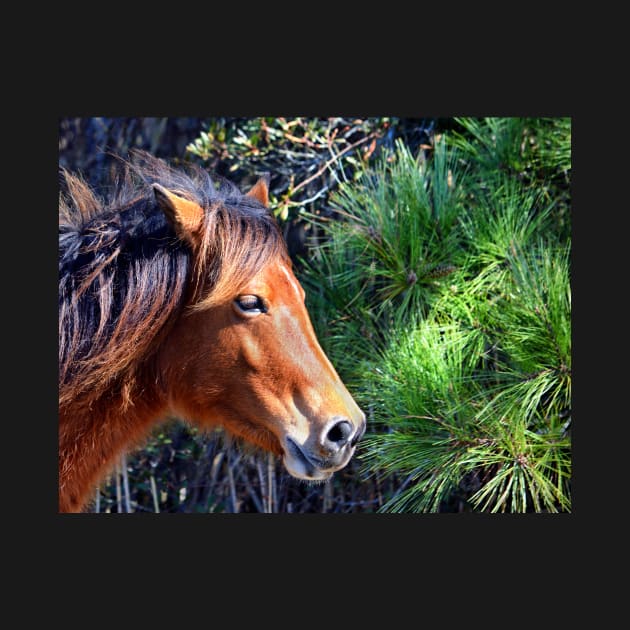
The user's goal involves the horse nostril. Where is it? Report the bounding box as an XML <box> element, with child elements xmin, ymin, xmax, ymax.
<box><xmin>350</xmin><ymin>418</ymin><xmax>366</xmax><ymax>447</ymax></box>
<box><xmin>325</xmin><ymin>420</ymin><xmax>353</xmax><ymax>449</ymax></box>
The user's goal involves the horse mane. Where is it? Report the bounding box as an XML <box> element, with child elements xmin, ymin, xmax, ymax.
<box><xmin>59</xmin><ymin>150</ymin><xmax>289</xmax><ymax>411</ymax></box>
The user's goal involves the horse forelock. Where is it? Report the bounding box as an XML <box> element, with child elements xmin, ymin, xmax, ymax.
<box><xmin>59</xmin><ymin>151</ymin><xmax>288</xmax><ymax>407</ymax></box>
<box><xmin>126</xmin><ymin>151</ymin><xmax>290</xmax><ymax>303</ymax></box>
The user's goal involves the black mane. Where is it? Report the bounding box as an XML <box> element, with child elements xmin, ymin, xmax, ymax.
<box><xmin>58</xmin><ymin>151</ymin><xmax>287</xmax><ymax>407</ymax></box>
<box><xmin>59</xmin><ymin>150</ymin><xmax>269</xmax><ymax>279</ymax></box>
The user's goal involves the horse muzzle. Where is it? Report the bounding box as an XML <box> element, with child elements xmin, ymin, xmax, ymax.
<box><xmin>282</xmin><ymin>416</ymin><xmax>366</xmax><ymax>481</ymax></box>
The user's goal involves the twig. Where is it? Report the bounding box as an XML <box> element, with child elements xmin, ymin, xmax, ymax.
<box><xmin>206</xmin><ymin>450</ymin><xmax>225</xmax><ymax>507</ymax></box>
<box><xmin>121</xmin><ymin>453</ymin><xmax>132</xmax><ymax>513</ymax></box>
<box><xmin>235</xmin><ymin>463</ymin><xmax>264</xmax><ymax>513</ymax></box>
<box><xmin>286</xmin><ymin>185</ymin><xmax>330</xmax><ymax>207</ymax></box>
<box><xmin>283</xmin><ymin>131</ymin><xmax>320</xmax><ymax>149</ymax></box>
<box><xmin>150</xmin><ymin>474</ymin><xmax>160</xmax><ymax>513</ymax></box>
<box><xmin>188</xmin><ymin>438</ymin><xmax>217</xmax><ymax>507</ymax></box>
<box><xmin>288</xmin><ymin>131</ymin><xmax>382</xmax><ymax>198</ymax></box>
<box><xmin>115</xmin><ymin>462</ymin><xmax>122</xmax><ymax>513</ymax></box>
<box><xmin>227</xmin><ymin>448</ymin><xmax>240</xmax><ymax>513</ymax></box>
<box><xmin>257</xmin><ymin>459</ymin><xmax>269</xmax><ymax>513</ymax></box>
<box><xmin>267</xmin><ymin>452</ymin><xmax>276</xmax><ymax>513</ymax></box>
<box><xmin>322</xmin><ymin>479</ymin><xmax>332</xmax><ymax>513</ymax></box>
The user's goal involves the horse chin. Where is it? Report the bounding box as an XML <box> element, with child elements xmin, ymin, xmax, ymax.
<box><xmin>281</xmin><ymin>437</ymin><xmax>348</xmax><ymax>482</ymax></box>
<box><xmin>283</xmin><ymin>456</ymin><xmax>333</xmax><ymax>482</ymax></box>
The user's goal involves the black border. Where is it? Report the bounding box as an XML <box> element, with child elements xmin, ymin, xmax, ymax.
<box><xmin>30</xmin><ymin>51</ymin><xmax>585</xmax><ymax>599</ymax></box>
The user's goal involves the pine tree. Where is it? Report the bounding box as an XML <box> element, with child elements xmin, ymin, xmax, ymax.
<box><xmin>299</xmin><ymin>118</ymin><xmax>571</xmax><ymax>512</ymax></box>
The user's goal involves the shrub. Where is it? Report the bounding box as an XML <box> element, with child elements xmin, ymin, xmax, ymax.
<box><xmin>299</xmin><ymin>118</ymin><xmax>571</xmax><ymax>512</ymax></box>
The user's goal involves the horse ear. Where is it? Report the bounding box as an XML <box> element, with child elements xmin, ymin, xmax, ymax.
<box><xmin>153</xmin><ymin>183</ymin><xmax>204</xmax><ymax>246</ymax></box>
<box><xmin>246</xmin><ymin>174</ymin><xmax>270</xmax><ymax>207</ymax></box>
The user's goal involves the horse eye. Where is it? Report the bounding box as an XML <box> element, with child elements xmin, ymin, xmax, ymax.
<box><xmin>234</xmin><ymin>295</ymin><xmax>266</xmax><ymax>314</ymax></box>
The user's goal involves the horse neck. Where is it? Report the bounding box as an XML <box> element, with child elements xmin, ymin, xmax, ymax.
<box><xmin>58</xmin><ymin>372</ymin><xmax>167</xmax><ymax>513</ymax></box>
<box><xmin>59</xmin><ymin>197</ymin><xmax>192</xmax><ymax>512</ymax></box>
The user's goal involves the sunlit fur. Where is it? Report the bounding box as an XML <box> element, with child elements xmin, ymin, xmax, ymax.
<box><xmin>58</xmin><ymin>152</ymin><xmax>289</xmax><ymax>512</ymax></box>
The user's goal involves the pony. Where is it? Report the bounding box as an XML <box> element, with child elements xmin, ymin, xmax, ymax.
<box><xmin>58</xmin><ymin>151</ymin><xmax>365</xmax><ymax>512</ymax></box>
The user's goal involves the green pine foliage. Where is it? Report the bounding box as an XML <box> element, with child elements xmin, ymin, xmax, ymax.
<box><xmin>299</xmin><ymin>117</ymin><xmax>571</xmax><ymax>512</ymax></box>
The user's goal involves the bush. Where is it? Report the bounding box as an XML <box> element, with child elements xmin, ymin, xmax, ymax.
<box><xmin>299</xmin><ymin>118</ymin><xmax>571</xmax><ymax>512</ymax></box>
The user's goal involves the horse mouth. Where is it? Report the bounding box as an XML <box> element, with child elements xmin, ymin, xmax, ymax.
<box><xmin>282</xmin><ymin>437</ymin><xmax>350</xmax><ymax>481</ymax></box>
